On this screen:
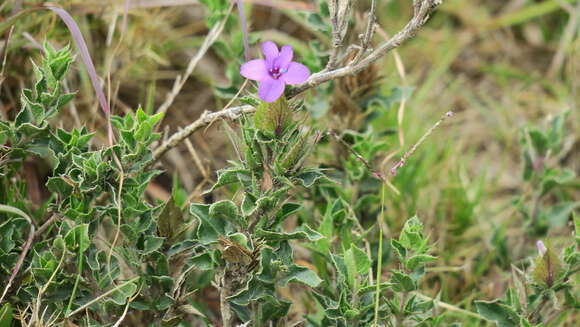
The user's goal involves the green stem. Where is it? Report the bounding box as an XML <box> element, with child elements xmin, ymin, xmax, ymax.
<box><xmin>65</xmin><ymin>247</ymin><xmax>84</xmax><ymax>315</ymax></box>
<box><xmin>412</xmin><ymin>292</ymin><xmax>485</xmax><ymax>321</ymax></box>
<box><xmin>66</xmin><ymin>277</ymin><xmax>140</xmax><ymax>318</ymax></box>
<box><xmin>373</xmin><ymin>184</ymin><xmax>386</xmax><ymax>326</ymax></box>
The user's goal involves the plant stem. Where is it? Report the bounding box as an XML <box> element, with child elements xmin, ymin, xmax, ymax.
<box><xmin>373</xmin><ymin>184</ymin><xmax>386</xmax><ymax>326</ymax></box>
<box><xmin>65</xmin><ymin>277</ymin><xmax>140</xmax><ymax>318</ymax></box>
<box><xmin>220</xmin><ymin>267</ymin><xmax>235</xmax><ymax>327</ymax></box>
<box><xmin>412</xmin><ymin>292</ymin><xmax>485</xmax><ymax>321</ymax></box>
<box><xmin>65</xmin><ymin>247</ymin><xmax>84</xmax><ymax>315</ymax></box>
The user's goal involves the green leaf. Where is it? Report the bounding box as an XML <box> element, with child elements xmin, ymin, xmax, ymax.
<box><xmin>406</xmin><ymin>254</ymin><xmax>437</xmax><ymax>270</ymax></box>
<box><xmin>190</xmin><ymin>252</ymin><xmax>214</xmax><ymax>270</ymax></box>
<box><xmin>546</xmin><ymin>111</ymin><xmax>568</xmax><ymax>149</ymax></box>
<box><xmin>143</xmin><ymin>236</ymin><xmax>165</xmax><ymax>255</ymax></box>
<box><xmin>46</xmin><ymin>176</ymin><xmax>74</xmax><ymax>196</ymax></box>
<box><xmin>109</xmin><ymin>281</ymin><xmax>139</xmax><ymax>306</ymax></box>
<box><xmin>344</xmin><ymin>244</ymin><xmax>371</xmax><ymax>288</ymax></box>
<box><xmin>157</xmin><ymin>197</ymin><xmax>185</xmax><ymax>241</ymax></box>
<box><xmin>532</xmin><ymin>246</ymin><xmax>563</xmax><ymax>288</ymax></box>
<box><xmin>271</xmin><ymin>202</ymin><xmax>302</xmax><ymax>227</ymax></box>
<box><xmin>241</xmin><ymin>194</ymin><xmax>257</xmax><ymax>216</ymax></box>
<box><xmin>542</xmin><ymin>201</ymin><xmax>579</xmax><ymax>228</ymax></box>
<box><xmin>279</xmin><ymin>264</ymin><xmax>323</xmax><ymax>288</ymax></box>
<box><xmin>0</xmin><ymin>303</ymin><xmax>13</xmax><ymax>327</ymax></box>
<box><xmin>475</xmin><ymin>300</ymin><xmax>520</xmax><ymax>327</ymax></box>
<box><xmin>191</xmin><ymin>203</ymin><xmax>232</xmax><ymax>244</ymax></box>
<box><xmin>527</xmin><ymin>129</ymin><xmax>548</xmax><ymax>154</ymax></box>
<box><xmin>391</xmin><ymin>239</ymin><xmax>407</xmax><ymax>260</ymax></box>
<box><xmin>399</xmin><ymin>216</ymin><xmax>425</xmax><ymax>251</ymax></box>
<box><xmin>64</xmin><ymin>224</ymin><xmax>90</xmax><ymax>254</ymax></box>
<box><xmin>316</xmin><ymin>203</ymin><xmax>334</xmax><ymax>254</ymax></box>
<box><xmin>210</xmin><ymin>200</ymin><xmax>246</xmax><ymax>229</ymax></box>
<box><xmin>253</xmin><ymin>97</ymin><xmax>292</xmax><ymax>136</ymax></box>
<box><xmin>255</xmin><ymin>224</ymin><xmax>323</xmax><ymax>241</ymax></box>
<box><xmin>295</xmin><ymin>169</ymin><xmax>326</xmax><ymax>188</ymax></box>
<box><xmin>229</xmin><ymin>276</ymin><xmax>276</xmax><ymax>306</ymax></box>
<box><xmin>208</xmin><ymin>168</ymin><xmax>250</xmax><ymax>192</ymax></box>
<box><xmin>391</xmin><ymin>270</ymin><xmax>416</xmax><ymax>292</ymax></box>
<box><xmin>541</xmin><ymin>169</ymin><xmax>576</xmax><ymax>196</ymax></box>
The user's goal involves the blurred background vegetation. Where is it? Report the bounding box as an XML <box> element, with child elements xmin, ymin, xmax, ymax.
<box><xmin>1</xmin><ymin>0</ymin><xmax>578</xmax><ymax>325</ymax></box>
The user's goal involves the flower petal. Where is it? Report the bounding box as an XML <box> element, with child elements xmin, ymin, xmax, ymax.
<box><xmin>240</xmin><ymin>59</ymin><xmax>269</xmax><ymax>81</ymax></box>
<box><xmin>275</xmin><ymin>45</ymin><xmax>294</xmax><ymax>70</ymax></box>
<box><xmin>258</xmin><ymin>78</ymin><xmax>285</xmax><ymax>103</ymax></box>
<box><xmin>282</xmin><ymin>62</ymin><xmax>310</xmax><ymax>84</ymax></box>
<box><xmin>262</xmin><ymin>41</ymin><xmax>279</xmax><ymax>65</ymax></box>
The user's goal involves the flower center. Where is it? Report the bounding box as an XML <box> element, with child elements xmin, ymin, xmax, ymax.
<box><xmin>269</xmin><ymin>66</ymin><xmax>286</xmax><ymax>79</ymax></box>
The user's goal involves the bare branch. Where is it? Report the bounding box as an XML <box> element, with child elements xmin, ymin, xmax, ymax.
<box><xmin>325</xmin><ymin>0</ymin><xmax>353</xmax><ymax>70</ymax></box>
<box><xmin>352</xmin><ymin>0</ymin><xmax>377</xmax><ymax>64</ymax></box>
<box><xmin>289</xmin><ymin>0</ymin><xmax>441</xmax><ymax>97</ymax></box>
<box><xmin>151</xmin><ymin>105</ymin><xmax>255</xmax><ymax>163</ymax></box>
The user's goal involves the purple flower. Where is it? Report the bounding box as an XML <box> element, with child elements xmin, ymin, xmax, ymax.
<box><xmin>240</xmin><ymin>41</ymin><xmax>310</xmax><ymax>103</ymax></box>
<box><xmin>537</xmin><ymin>240</ymin><xmax>547</xmax><ymax>256</ymax></box>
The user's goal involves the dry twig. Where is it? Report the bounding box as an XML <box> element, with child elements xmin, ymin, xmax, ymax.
<box><xmin>352</xmin><ymin>0</ymin><xmax>378</xmax><ymax>64</ymax></box>
<box><xmin>326</xmin><ymin>0</ymin><xmax>353</xmax><ymax>70</ymax></box>
<box><xmin>151</xmin><ymin>105</ymin><xmax>255</xmax><ymax>163</ymax></box>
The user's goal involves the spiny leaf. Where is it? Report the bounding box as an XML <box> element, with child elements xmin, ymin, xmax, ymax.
<box><xmin>279</xmin><ymin>264</ymin><xmax>323</xmax><ymax>288</ymax></box>
<box><xmin>255</xmin><ymin>224</ymin><xmax>323</xmax><ymax>241</ymax></box>
<box><xmin>157</xmin><ymin>197</ymin><xmax>185</xmax><ymax>241</ymax></box>
<box><xmin>532</xmin><ymin>246</ymin><xmax>563</xmax><ymax>288</ymax></box>
<box><xmin>253</xmin><ymin>96</ymin><xmax>292</xmax><ymax>136</ymax></box>
<box><xmin>475</xmin><ymin>300</ymin><xmax>520</xmax><ymax>327</ymax></box>
<box><xmin>210</xmin><ymin>200</ymin><xmax>246</xmax><ymax>229</ymax></box>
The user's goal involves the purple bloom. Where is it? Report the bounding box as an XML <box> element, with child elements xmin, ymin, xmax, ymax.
<box><xmin>537</xmin><ymin>240</ymin><xmax>547</xmax><ymax>256</ymax></box>
<box><xmin>240</xmin><ymin>41</ymin><xmax>310</xmax><ymax>103</ymax></box>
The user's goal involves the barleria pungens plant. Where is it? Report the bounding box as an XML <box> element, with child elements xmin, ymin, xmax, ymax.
<box><xmin>0</xmin><ymin>43</ymin><xmax>439</xmax><ymax>327</ymax></box>
<box><xmin>1</xmin><ymin>0</ymin><xmax>579</xmax><ymax>327</ymax></box>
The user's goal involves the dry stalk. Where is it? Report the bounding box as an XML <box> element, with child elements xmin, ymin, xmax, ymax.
<box><xmin>154</xmin><ymin>2</ymin><xmax>235</xmax><ymax>126</ymax></box>
<box><xmin>352</xmin><ymin>0</ymin><xmax>378</xmax><ymax>64</ymax></box>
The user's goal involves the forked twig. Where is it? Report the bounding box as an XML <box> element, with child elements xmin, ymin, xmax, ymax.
<box><xmin>151</xmin><ymin>105</ymin><xmax>255</xmax><ymax>163</ymax></box>
<box><xmin>390</xmin><ymin>111</ymin><xmax>454</xmax><ymax>176</ymax></box>
<box><xmin>289</xmin><ymin>0</ymin><xmax>441</xmax><ymax>97</ymax></box>
<box><xmin>326</xmin><ymin>0</ymin><xmax>353</xmax><ymax>70</ymax></box>
<box><xmin>352</xmin><ymin>0</ymin><xmax>377</xmax><ymax>64</ymax></box>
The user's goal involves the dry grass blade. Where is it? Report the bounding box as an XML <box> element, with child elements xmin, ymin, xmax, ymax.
<box><xmin>155</xmin><ymin>2</ymin><xmax>235</xmax><ymax>123</ymax></box>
